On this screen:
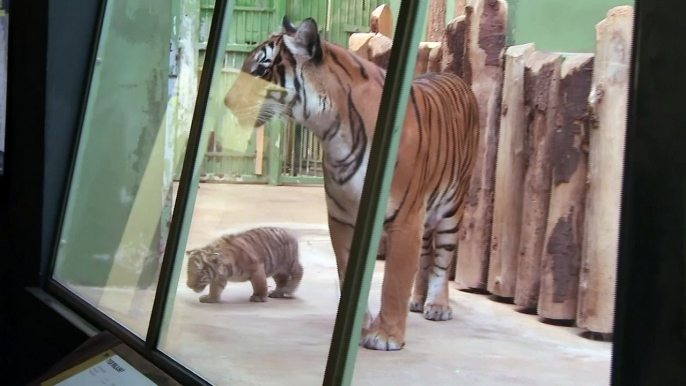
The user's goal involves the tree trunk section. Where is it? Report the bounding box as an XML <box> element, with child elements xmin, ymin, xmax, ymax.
<box><xmin>348</xmin><ymin>32</ymin><xmax>393</xmax><ymax>69</ymax></box>
<box><xmin>577</xmin><ymin>6</ymin><xmax>634</xmax><ymax>334</ymax></box>
<box><xmin>488</xmin><ymin>43</ymin><xmax>535</xmax><ymax>299</ymax></box>
<box><xmin>426</xmin><ymin>0</ymin><xmax>447</xmax><ymax>42</ymax></box>
<box><xmin>370</xmin><ymin>4</ymin><xmax>394</xmax><ymax>38</ymax></box>
<box><xmin>455</xmin><ymin>0</ymin><xmax>508</xmax><ymax>290</ymax></box>
<box><xmin>441</xmin><ymin>15</ymin><xmax>468</xmax><ymax>76</ymax></box>
<box><xmin>537</xmin><ymin>54</ymin><xmax>594</xmax><ymax>320</ymax></box>
<box><xmin>455</xmin><ymin>0</ymin><xmax>467</xmax><ymax>17</ymax></box>
<box><xmin>509</xmin><ymin>51</ymin><xmax>562</xmax><ymax>302</ymax></box>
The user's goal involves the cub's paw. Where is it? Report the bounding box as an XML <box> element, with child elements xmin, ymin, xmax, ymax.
<box><xmin>249</xmin><ymin>294</ymin><xmax>268</xmax><ymax>302</ymax></box>
<box><xmin>199</xmin><ymin>295</ymin><xmax>219</xmax><ymax>303</ymax></box>
<box><xmin>423</xmin><ymin>302</ymin><xmax>453</xmax><ymax>321</ymax></box>
<box><xmin>360</xmin><ymin>327</ymin><xmax>405</xmax><ymax>351</ymax></box>
<box><xmin>409</xmin><ymin>297</ymin><xmax>425</xmax><ymax>313</ymax></box>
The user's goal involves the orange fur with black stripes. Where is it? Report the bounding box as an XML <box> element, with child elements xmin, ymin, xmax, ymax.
<box><xmin>186</xmin><ymin>227</ymin><xmax>303</xmax><ymax>303</ymax></box>
<box><xmin>224</xmin><ymin>17</ymin><xmax>479</xmax><ymax>351</ymax></box>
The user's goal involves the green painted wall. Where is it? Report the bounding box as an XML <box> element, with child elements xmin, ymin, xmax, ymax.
<box><xmin>508</xmin><ymin>0</ymin><xmax>634</xmax><ymax>53</ymax></box>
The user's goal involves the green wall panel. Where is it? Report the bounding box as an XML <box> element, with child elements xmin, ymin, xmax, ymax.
<box><xmin>508</xmin><ymin>0</ymin><xmax>634</xmax><ymax>53</ymax></box>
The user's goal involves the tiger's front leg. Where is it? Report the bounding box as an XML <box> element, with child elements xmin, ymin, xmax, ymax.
<box><xmin>361</xmin><ymin>219</ymin><xmax>423</xmax><ymax>351</ymax></box>
<box><xmin>328</xmin><ymin>217</ymin><xmax>374</xmax><ymax>330</ymax></box>
<box><xmin>199</xmin><ymin>277</ymin><xmax>227</xmax><ymax>303</ymax></box>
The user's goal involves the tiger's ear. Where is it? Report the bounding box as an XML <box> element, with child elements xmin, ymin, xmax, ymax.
<box><xmin>282</xmin><ymin>16</ymin><xmax>297</xmax><ymax>35</ymax></box>
<box><xmin>284</xmin><ymin>18</ymin><xmax>323</xmax><ymax>64</ymax></box>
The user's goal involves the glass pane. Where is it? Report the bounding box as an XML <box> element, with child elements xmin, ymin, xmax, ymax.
<box><xmin>158</xmin><ymin>0</ymin><xmax>401</xmax><ymax>383</ymax></box>
<box><xmin>52</xmin><ymin>0</ymin><xmax>203</xmax><ymax>338</ymax></box>
<box><xmin>350</xmin><ymin>1</ymin><xmax>631</xmax><ymax>385</ymax></box>
<box><xmin>0</xmin><ymin>3</ymin><xmax>7</xmax><ymax>176</ymax></box>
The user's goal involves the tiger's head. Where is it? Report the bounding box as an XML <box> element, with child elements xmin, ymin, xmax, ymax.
<box><xmin>224</xmin><ymin>16</ymin><xmax>332</xmax><ymax>130</ymax></box>
<box><xmin>185</xmin><ymin>249</ymin><xmax>222</xmax><ymax>293</ymax></box>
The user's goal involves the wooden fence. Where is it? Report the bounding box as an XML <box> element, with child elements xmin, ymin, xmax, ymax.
<box><xmin>350</xmin><ymin>1</ymin><xmax>634</xmax><ymax>338</ymax></box>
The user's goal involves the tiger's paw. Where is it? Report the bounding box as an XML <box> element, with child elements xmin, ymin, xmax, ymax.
<box><xmin>249</xmin><ymin>294</ymin><xmax>268</xmax><ymax>302</ymax></box>
<box><xmin>199</xmin><ymin>295</ymin><xmax>219</xmax><ymax>303</ymax></box>
<box><xmin>360</xmin><ymin>327</ymin><xmax>405</xmax><ymax>351</ymax></box>
<box><xmin>409</xmin><ymin>297</ymin><xmax>425</xmax><ymax>313</ymax></box>
<box><xmin>423</xmin><ymin>302</ymin><xmax>453</xmax><ymax>321</ymax></box>
<box><xmin>267</xmin><ymin>290</ymin><xmax>293</xmax><ymax>299</ymax></box>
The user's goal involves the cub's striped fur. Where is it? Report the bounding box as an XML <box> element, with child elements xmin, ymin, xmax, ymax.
<box><xmin>224</xmin><ymin>17</ymin><xmax>479</xmax><ymax>351</ymax></box>
<box><xmin>186</xmin><ymin>227</ymin><xmax>303</xmax><ymax>303</ymax></box>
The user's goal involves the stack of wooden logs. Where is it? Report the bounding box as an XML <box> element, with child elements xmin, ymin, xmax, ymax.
<box><xmin>348</xmin><ymin>1</ymin><xmax>634</xmax><ymax>338</ymax></box>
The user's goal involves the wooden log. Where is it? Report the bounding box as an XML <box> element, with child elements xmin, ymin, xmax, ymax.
<box><xmin>508</xmin><ymin>51</ymin><xmax>562</xmax><ymax>301</ymax></box>
<box><xmin>426</xmin><ymin>0</ymin><xmax>447</xmax><ymax>42</ymax></box>
<box><xmin>488</xmin><ymin>43</ymin><xmax>535</xmax><ymax>299</ymax></box>
<box><xmin>348</xmin><ymin>32</ymin><xmax>393</xmax><ymax>69</ymax></box>
<box><xmin>370</xmin><ymin>4</ymin><xmax>394</xmax><ymax>38</ymax></box>
<box><xmin>414</xmin><ymin>42</ymin><xmax>441</xmax><ymax>76</ymax></box>
<box><xmin>441</xmin><ymin>15</ymin><xmax>467</xmax><ymax>76</ymax></box>
<box><xmin>578</xmin><ymin>6</ymin><xmax>634</xmax><ymax>334</ymax></box>
<box><xmin>428</xmin><ymin>45</ymin><xmax>443</xmax><ymax>73</ymax></box>
<box><xmin>537</xmin><ymin>54</ymin><xmax>594</xmax><ymax>320</ymax></box>
<box><xmin>455</xmin><ymin>0</ymin><xmax>508</xmax><ymax>290</ymax></box>
<box><xmin>414</xmin><ymin>43</ymin><xmax>431</xmax><ymax>76</ymax></box>
<box><xmin>455</xmin><ymin>0</ymin><xmax>467</xmax><ymax>16</ymax></box>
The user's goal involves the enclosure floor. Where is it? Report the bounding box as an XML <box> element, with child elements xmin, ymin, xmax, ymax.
<box><xmin>71</xmin><ymin>183</ymin><xmax>611</xmax><ymax>386</ymax></box>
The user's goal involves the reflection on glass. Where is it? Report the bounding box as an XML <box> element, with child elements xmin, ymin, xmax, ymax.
<box><xmin>159</xmin><ymin>0</ymin><xmax>395</xmax><ymax>384</ymax></box>
<box><xmin>52</xmin><ymin>0</ymin><xmax>200</xmax><ymax>338</ymax></box>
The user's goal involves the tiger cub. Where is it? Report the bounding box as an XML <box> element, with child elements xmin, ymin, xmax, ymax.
<box><xmin>185</xmin><ymin>227</ymin><xmax>304</xmax><ymax>303</ymax></box>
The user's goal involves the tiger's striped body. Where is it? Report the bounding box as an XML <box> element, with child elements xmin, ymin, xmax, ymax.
<box><xmin>185</xmin><ymin>227</ymin><xmax>303</xmax><ymax>303</ymax></box>
<box><xmin>224</xmin><ymin>17</ymin><xmax>480</xmax><ymax>351</ymax></box>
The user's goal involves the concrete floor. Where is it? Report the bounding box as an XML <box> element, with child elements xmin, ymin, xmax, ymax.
<box><xmin>69</xmin><ymin>183</ymin><xmax>612</xmax><ymax>386</ymax></box>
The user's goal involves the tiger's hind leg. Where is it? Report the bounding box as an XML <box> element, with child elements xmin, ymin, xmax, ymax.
<box><xmin>409</xmin><ymin>228</ymin><xmax>435</xmax><ymax>313</ymax></box>
<box><xmin>422</xmin><ymin>217</ymin><xmax>459</xmax><ymax>321</ymax></box>
<box><xmin>269</xmin><ymin>262</ymin><xmax>304</xmax><ymax>298</ymax></box>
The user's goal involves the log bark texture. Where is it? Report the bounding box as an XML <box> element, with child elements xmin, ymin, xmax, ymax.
<box><xmin>577</xmin><ymin>6</ymin><xmax>634</xmax><ymax>334</ymax></box>
<box><xmin>455</xmin><ymin>0</ymin><xmax>508</xmax><ymax>290</ymax></box>
<box><xmin>537</xmin><ymin>53</ymin><xmax>594</xmax><ymax>319</ymax></box>
<box><xmin>415</xmin><ymin>42</ymin><xmax>441</xmax><ymax>75</ymax></box>
<box><xmin>441</xmin><ymin>15</ymin><xmax>468</xmax><ymax>76</ymax></box>
<box><xmin>509</xmin><ymin>51</ymin><xmax>562</xmax><ymax>301</ymax></box>
<box><xmin>487</xmin><ymin>43</ymin><xmax>535</xmax><ymax>298</ymax></box>
<box><xmin>426</xmin><ymin>0</ymin><xmax>448</xmax><ymax>41</ymax></box>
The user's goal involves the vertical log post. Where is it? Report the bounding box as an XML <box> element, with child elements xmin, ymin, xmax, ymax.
<box><xmin>441</xmin><ymin>15</ymin><xmax>468</xmax><ymax>76</ymax></box>
<box><xmin>370</xmin><ymin>4</ymin><xmax>394</xmax><ymax>38</ymax></box>
<box><xmin>348</xmin><ymin>32</ymin><xmax>393</xmax><ymax>69</ymax></box>
<box><xmin>488</xmin><ymin>43</ymin><xmax>535</xmax><ymax>299</ymax></box>
<box><xmin>455</xmin><ymin>0</ymin><xmax>508</xmax><ymax>290</ymax></box>
<box><xmin>578</xmin><ymin>6</ymin><xmax>634</xmax><ymax>335</ymax></box>
<box><xmin>428</xmin><ymin>45</ymin><xmax>443</xmax><ymax>73</ymax></box>
<box><xmin>509</xmin><ymin>51</ymin><xmax>562</xmax><ymax>303</ymax></box>
<box><xmin>455</xmin><ymin>0</ymin><xmax>467</xmax><ymax>17</ymax></box>
<box><xmin>414</xmin><ymin>43</ymin><xmax>432</xmax><ymax>76</ymax></box>
<box><xmin>426</xmin><ymin>0</ymin><xmax>448</xmax><ymax>42</ymax></box>
<box><xmin>538</xmin><ymin>54</ymin><xmax>594</xmax><ymax>320</ymax></box>
<box><xmin>414</xmin><ymin>42</ymin><xmax>441</xmax><ymax>76</ymax></box>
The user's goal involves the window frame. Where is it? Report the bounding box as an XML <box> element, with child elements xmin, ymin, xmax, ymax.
<box><xmin>3</xmin><ymin>0</ymin><xmax>684</xmax><ymax>385</ymax></box>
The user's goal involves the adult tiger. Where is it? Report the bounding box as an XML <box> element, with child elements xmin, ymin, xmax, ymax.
<box><xmin>224</xmin><ymin>17</ymin><xmax>480</xmax><ymax>351</ymax></box>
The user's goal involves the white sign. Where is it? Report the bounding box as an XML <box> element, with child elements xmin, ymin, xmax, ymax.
<box><xmin>54</xmin><ymin>353</ymin><xmax>157</xmax><ymax>386</ymax></box>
